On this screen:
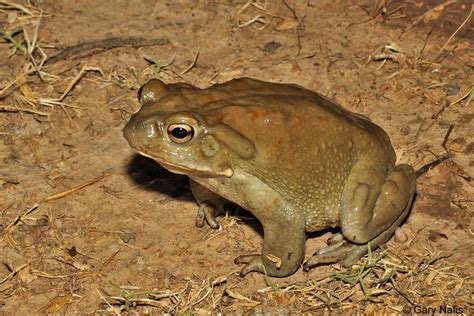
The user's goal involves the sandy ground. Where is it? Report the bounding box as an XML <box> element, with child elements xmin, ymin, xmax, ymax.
<box><xmin>0</xmin><ymin>0</ymin><xmax>472</xmax><ymax>314</ymax></box>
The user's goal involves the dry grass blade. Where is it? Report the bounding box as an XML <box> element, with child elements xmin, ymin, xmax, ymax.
<box><xmin>98</xmin><ymin>278</ymin><xmax>186</xmax><ymax>313</ymax></box>
<box><xmin>0</xmin><ymin>263</ymin><xmax>27</xmax><ymax>284</ymax></box>
<box><xmin>180</xmin><ymin>47</ymin><xmax>200</xmax><ymax>75</ymax></box>
<box><xmin>238</xmin><ymin>14</ymin><xmax>266</xmax><ymax>29</ymax></box>
<box><xmin>143</xmin><ymin>55</ymin><xmax>176</xmax><ymax>78</ymax></box>
<box><xmin>96</xmin><ymin>289</ymin><xmax>121</xmax><ymax>315</ymax></box>
<box><xmin>0</xmin><ymin>104</ymin><xmax>50</xmax><ymax>115</ymax></box>
<box><xmin>0</xmin><ymin>27</ymin><xmax>27</xmax><ymax>55</ymax></box>
<box><xmin>226</xmin><ymin>289</ymin><xmax>260</xmax><ymax>305</ymax></box>
<box><xmin>438</xmin><ymin>4</ymin><xmax>473</xmax><ymax>54</ymax></box>
<box><xmin>0</xmin><ymin>1</ymin><xmax>34</xmax><ymax>15</ymax></box>
<box><xmin>236</xmin><ymin>0</ymin><xmax>267</xmax><ymax>16</ymax></box>
<box><xmin>3</xmin><ymin>203</ymin><xmax>39</xmax><ymax>231</ymax></box>
<box><xmin>23</xmin><ymin>11</ymin><xmax>47</xmax><ymax>78</ymax></box>
<box><xmin>432</xmin><ymin>87</ymin><xmax>473</xmax><ymax>118</ymax></box>
<box><xmin>0</xmin><ymin>71</ymin><xmax>32</xmax><ymax>96</ymax></box>
<box><xmin>69</xmin><ymin>66</ymin><xmax>104</xmax><ymax>97</ymax></box>
<box><xmin>44</xmin><ymin>174</ymin><xmax>107</xmax><ymax>201</ymax></box>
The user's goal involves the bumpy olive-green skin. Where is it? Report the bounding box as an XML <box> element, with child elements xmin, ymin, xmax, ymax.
<box><xmin>123</xmin><ymin>78</ymin><xmax>416</xmax><ymax>277</ymax></box>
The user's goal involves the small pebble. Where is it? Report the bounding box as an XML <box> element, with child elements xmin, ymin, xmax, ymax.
<box><xmin>36</xmin><ymin>216</ymin><xmax>49</xmax><ymax>226</ymax></box>
<box><xmin>394</xmin><ymin>228</ymin><xmax>408</xmax><ymax>243</ymax></box>
<box><xmin>400</xmin><ymin>126</ymin><xmax>410</xmax><ymax>136</ymax></box>
<box><xmin>446</xmin><ymin>84</ymin><xmax>460</xmax><ymax>96</ymax></box>
<box><xmin>263</xmin><ymin>40</ymin><xmax>281</xmax><ymax>53</ymax></box>
<box><xmin>122</xmin><ymin>229</ymin><xmax>134</xmax><ymax>243</ymax></box>
<box><xmin>67</xmin><ymin>246</ymin><xmax>78</xmax><ymax>257</ymax></box>
<box><xmin>134</xmin><ymin>255</ymin><xmax>145</xmax><ymax>272</ymax></box>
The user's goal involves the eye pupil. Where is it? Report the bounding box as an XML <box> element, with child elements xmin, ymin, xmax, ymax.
<box><xmin>171</xmin><ymin>127</ymin><xmax>188</xmax><ymax>139</ymax></box>
<box><xmin>167</xmin><ymin>123</ymin><xmax>194</xmax><ymax>143</ymax></box>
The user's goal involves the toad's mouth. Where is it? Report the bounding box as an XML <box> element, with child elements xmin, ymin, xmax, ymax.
<box><xmin>135</xmin><ymin>150</ymin><xmax>234</xmax><ymax>178</ymax></box>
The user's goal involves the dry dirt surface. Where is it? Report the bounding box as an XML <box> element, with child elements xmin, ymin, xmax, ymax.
<box><xmin>0</xmin><ymin>0</ymin><xmax>473</xmax><ymax>314</ymax></box>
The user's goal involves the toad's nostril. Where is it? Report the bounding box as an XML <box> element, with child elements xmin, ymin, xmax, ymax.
<box><xmin>140</xmin><ymin>118</ymin><xmax>160</xmax><ymax>138</ymax></box>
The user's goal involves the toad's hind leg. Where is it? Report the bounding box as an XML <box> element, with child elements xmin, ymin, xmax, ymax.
<box><xmin>341</xmin><ymin>163</ymin><xmax>416</xmax><ymax>245</ymax></box>
<box><xmin>305</xmin><ymin>163</ymin><xmax>415</xmax><ymax>269</ymax></box>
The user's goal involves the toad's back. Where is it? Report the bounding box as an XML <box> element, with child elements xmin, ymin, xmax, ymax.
<box><xmin>188</xmin><ymin>80</ymin><xmax>396</xmax><ymax>231</ymax></box>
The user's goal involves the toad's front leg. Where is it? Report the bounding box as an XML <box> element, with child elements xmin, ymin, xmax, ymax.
<box><xmin>190</xmin><ymin>180</ymin><xmax>230</xmax><ymax>229</ymax></box>
<box><xmin>235</xmin><ymin>203</ymin><xmax>306</xmax><ymax>277</ymax></box>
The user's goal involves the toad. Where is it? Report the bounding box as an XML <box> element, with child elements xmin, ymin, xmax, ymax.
<box><xmin>123</xmin><ymin>78</ymin><xmax>416</xmax><ymax>277</ymax></box>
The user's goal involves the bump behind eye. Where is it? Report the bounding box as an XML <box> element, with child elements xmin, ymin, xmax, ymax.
<box><xmin>167</xmin><ymin>123</ymin><xmax>194</xmax><ymax>143</ymax></box>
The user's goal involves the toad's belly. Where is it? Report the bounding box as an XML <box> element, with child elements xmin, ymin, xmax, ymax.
<box><xmin>304</xmin><ymin>204</ymin><xmax>340</xmax><ymax>232</ymax></box>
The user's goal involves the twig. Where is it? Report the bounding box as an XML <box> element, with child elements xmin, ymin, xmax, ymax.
<box><xmin>44</xmin><ymin>174</ymin><xmax>106</xmax><ymax>201</ymax></box>
<box><xmin>441</xmin><ymin>124</ymin><xmax>455</xmax><ymax>152</ymax></box>
<box><xmin>414</xmin><ymin>30</ymin><xmax>432</xmax><ymax>67</ymax></box>
<box><xmin>98</xmin><ymin>248</ymin><xmax>121</xmax><ymax>273</ymax></box>
<box><xmin>45</xmin><ymin>37</ymin><xmax>169</xmax><ymax>65</ymax></box>
<box><xmin>415</xmin><ymin>154</ymin><xmax>450</xmax><ymax>177</ymax></box>
<box><xmin>282</xmin><ymin>0</ymin><xmax>303</xmax><ymax>55</ymax></box>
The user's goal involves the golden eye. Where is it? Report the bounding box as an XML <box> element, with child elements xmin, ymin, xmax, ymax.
<box><xmin>167</xmin><ymin>123</ymin><xmax>194</xmax><ymax>143</ymax></box>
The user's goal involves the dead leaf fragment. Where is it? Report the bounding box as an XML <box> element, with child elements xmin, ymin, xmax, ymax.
<box><xmin>226</xmin><ymin>289</ymin><xmax>260</xmax><ymax>305</ymax></box>
<box><xmin>20</xmin><ymin>83</ymin><xmax>34</xmax><ymax>99</ymax></box>
<box><xmin>18</xmin><ymin>265</ymin><xmax>38</xmax><ymax>283</ymax></box>
<box><xmin>276</xmin><ymin>18</ymin><xmax>298</xmax><ymax>31</ymax></box>
<box><xmin>46</xmin><ymin>294</ymin><xmax>73</xmax><ymax>313</ymax></box>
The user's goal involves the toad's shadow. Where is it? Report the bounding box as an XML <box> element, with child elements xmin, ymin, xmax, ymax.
<box><xmin>126</xmin><ymin>154</ymin><xmax>193</xmax><ymax>201</ymax></box>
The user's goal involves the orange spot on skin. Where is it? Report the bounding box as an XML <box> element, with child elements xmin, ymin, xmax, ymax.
<box><xmin>287</xmin><ymin>115</ymin><xmax>302</xmax><ymax>129</ymax></box>
<box><xmin>248</xmin><ymin>107</ymin><xmax>272</xmax><ymax>120</ymax></box>
<box><xmin>205</xmin><ymin>94</ymin><xmax>217</xmax><ymax>103</ymax></box>
<box><xmin>319</xmin><ymin>115</ymin><xmax>329</xmax><ymax>123</ymax></box>
<box><xmin>271</xmin><ymin>197</ymin><xmax>279</xmax><ymax>208</ymax></box>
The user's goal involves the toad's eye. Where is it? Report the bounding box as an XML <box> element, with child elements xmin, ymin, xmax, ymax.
<box><xmin>167</xmin><ymin>123</ymin><xmax>194</xmax><ymax>143</ymax></box>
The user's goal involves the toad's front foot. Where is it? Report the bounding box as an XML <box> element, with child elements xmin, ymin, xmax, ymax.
<box><xmin>303</xmin><ymin>233</ymin><xmax>370</xmax><ymax>270</ymax></box>
<box><xmin>195</xmin><ymin>202</ymin><xmax>220</xmax><ymax>229</ymax></box>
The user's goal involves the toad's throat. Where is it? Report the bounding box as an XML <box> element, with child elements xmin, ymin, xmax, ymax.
<box><xmin>136</xmin><ymin>150</ymin><xmax>234</xmax><ymax>178</ymax></box>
